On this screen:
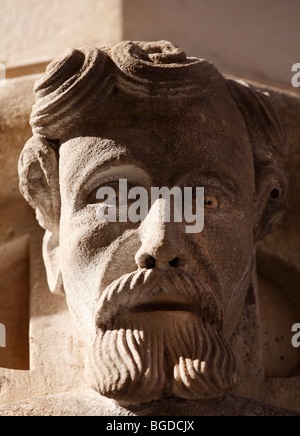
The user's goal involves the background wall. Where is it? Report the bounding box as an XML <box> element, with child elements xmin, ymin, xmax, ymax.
<box><xmin>0</xmin><ymin>0</ymin><xmax>299</xmax><ymax>89</ymax></box>
<box><xmin>123</xmin><ymin>0</ymin><xmax>300</xmax><ymax>90</ymax></box>
<box><xmin>0</xmin><ymin>0</ymin><xmax>123</xmax><ymax>63</ymax></box>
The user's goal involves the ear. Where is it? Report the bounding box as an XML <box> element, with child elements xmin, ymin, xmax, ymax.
<box><xmin>253</xmin><ymin>167</ymin><xmax>288</xmax><ymax>242</ymax></box>
<box><xmin>43</xmin><ymin>230</ymin><xmax>64</xmax><ymax>296</ymax></box>
<box><xmin>19</xmin><ymin>136</ymin><xmax>64</xmax><ymax>295</ymax></box>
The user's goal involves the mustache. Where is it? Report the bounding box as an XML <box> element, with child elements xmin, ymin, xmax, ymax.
<box><xmin>95</xmin><ymin>268</ymin><xmax>224</xmax><ymax>330</ymax></box>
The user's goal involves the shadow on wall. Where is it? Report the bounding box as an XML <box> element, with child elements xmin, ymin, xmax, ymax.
<box><xmin>0</xmin><ymin>236</ymin><xmax>30</xmax><ymax>370</ymax></box>
<box><xmin>257</xmin><ymin>250</ymin><xmax>300</xmax><ymax>378</ymax></box>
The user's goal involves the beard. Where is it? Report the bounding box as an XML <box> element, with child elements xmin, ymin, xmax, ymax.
<box><xmin>86</xmin><ymin>269</ymin><xmax>238</xmax><ymax>404</ymax></box>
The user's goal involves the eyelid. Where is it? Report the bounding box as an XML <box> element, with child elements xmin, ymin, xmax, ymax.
<box><xmin>82</xmin><ymin>165</ymin><xmax>152</xmax><ymax>193</ymax></box>
<box><xmin>204</xmin><ymin>186</ymin><xmax>235</xmax><ymax>204</ymax></box>
<box><xmin>92</xmin><ymin>180</ymin><xmax>144</xmax><ymax>197</ymax></box>
<box><xmin>178</xmin><ymin>174</ymin><xmax>238</xmax><ymax>200</ymax></box>
<box><xmin>95</xmin><ymin>180</ymin><xmax>137</xmax><ymax>189</ymax></box>
<box><xmin>87</xmin><ymin>180</ymin><xmax>149</xmax><ymax>205</ymax></box>
<box><xmin>201</xmin><ymin>190</ymin><xmax>233</xmax><ymax>211</ymax></box>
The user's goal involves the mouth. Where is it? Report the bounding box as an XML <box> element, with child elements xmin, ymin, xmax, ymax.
<box><xmin>131</xmin><ymin>302</ymin><xmax>195</xmax><ymax>314</ymax></box>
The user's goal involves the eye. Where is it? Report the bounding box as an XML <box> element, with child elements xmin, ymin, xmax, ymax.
<box><xmin>87</xmin><ymin>183</ymin><xmax>119</xmax><ymax>205</ymax></box>
<box><xmin>87</xmin><ymin>181</ymin><xmax>137</xmax><ymax>206</ymax></box>
<box><xmin>204</xmin><ymin>195</ymin><xmax>219</xmax><ymax>208</ymax></box>
<box><xmin>270</xmin><ymin>188</ymin><xmax>280</xmax><ymax>200</ymax></box>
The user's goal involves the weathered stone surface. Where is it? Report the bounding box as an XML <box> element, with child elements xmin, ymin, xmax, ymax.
<box><xmin>0</xmin><ymin>41</ymin><xmax>299</xmax><ymax>415</ymax></box>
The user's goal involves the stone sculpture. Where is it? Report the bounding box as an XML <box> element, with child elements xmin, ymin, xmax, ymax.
<box><xmin>18</xmin><ymin>41</ymin><xmax>289</xmax><ymax>407</ymax></box>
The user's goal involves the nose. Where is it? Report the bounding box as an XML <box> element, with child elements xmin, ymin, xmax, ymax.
<box><xmin>135</xmin><ymin>198</ymin><xmax>184</xmax><ymax>271</ymax></box>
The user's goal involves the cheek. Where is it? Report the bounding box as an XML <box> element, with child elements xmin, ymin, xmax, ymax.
<box><xmin>195</xmin><ymin>211</ymin><xmax>254</xmax><ymax>305</ymax></box>
<box><xmin>194</xmin><ymin>211</ymin><xmax>254</xmax><ymax>338</ymax></box>
<box><xmin>59</xmin><ymin>208</ymin><xmax>140</xmax><ymax>314</ymax></box>
<box><xmin>60</xmin><ymin>206</ymin><xmax>138</xmax><ymax>265</ymax></box>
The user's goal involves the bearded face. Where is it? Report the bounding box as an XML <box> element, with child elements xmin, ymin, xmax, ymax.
<box><xmin>86</xmin><ymin>268</ymin><xmax>237</xmax><ymax>403</ymax></box>
<box><xmin>57</xmin><ymin>108</ymin><xmax>256</xmax><ymax>404</ymax></box>
<box><xmin>18</xmin><ymin>41</ymin><xmax>288</xmax><ymax>406</ymax></box>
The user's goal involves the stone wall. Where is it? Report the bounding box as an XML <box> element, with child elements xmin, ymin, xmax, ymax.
<box><xmin>1</xmin><ymin>0</ymin><xmax>300</xmax><ymax>89</ymax></box>
<box><xmin>0</xmin><ymin>76</ymin><xmax>87</xmax><ymax>403</ymax></box>
<box><xmin>0</xmin><ymin>0</ymin><xmax>300</xmax><ymax>87</ymax></box>
<box><xmin>0</xmin><ymin>0</ymin><xmax>123</xmax><ymax>63</ymax></box>
<box><xmin>123</xmin><ymin>0</ymin><xmax>300</xmax><ymax>89</ymax></box>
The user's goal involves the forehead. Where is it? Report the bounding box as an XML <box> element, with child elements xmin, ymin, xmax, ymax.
<box><xmin>59</xmin><ymin>98</ymin><xmax>254</xmax><ymax>191</ymax></box>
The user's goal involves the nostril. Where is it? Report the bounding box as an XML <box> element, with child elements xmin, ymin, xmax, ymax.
<box><xmin>145</xmin><ymin>256</ymin><xmax>156</xmax><ymax>269</ymax></box>
<box><xmin>169</xmin><ymin>257</ymin><xmax>179</xmax><ymax>267</ymax></box>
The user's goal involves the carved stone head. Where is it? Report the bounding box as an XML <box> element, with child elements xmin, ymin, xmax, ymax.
<box><xmin>18</xmin><ymin>41</ymin><xmax>288</xmax><ymax>404</ymax></box>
